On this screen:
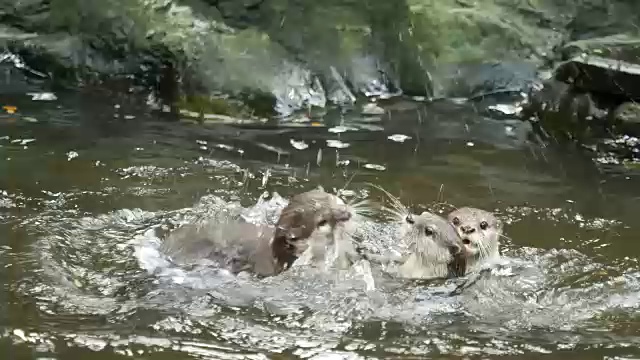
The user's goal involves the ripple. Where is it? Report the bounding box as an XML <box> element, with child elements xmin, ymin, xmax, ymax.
<box><xmin>8</xmin><ymin>190</ymin><xmax>640</xmax><ymax>358</ymax></box>
<box><xmin>4</xmin><ymin>86</ymin><xmax>640</xmax><ymax>359</ymax></box>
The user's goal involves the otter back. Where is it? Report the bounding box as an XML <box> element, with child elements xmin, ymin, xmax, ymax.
<box><xmin>161</xmin><ymin>221</ymin><xmax>279</xmax><ymax>276</ymax></box>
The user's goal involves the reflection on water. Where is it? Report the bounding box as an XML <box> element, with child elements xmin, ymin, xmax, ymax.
<box><xmin>2</xmin><ymin>90</ymin><xmax>640</xmax><ymax>359</ymax></box>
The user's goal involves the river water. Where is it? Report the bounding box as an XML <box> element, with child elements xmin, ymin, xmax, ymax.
<box><xmin>2</xmin><ymin>87</ymin><xmax>640</xmax><ymax>359</ymax></box>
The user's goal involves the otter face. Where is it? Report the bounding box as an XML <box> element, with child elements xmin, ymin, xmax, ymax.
<box><xmin>403</xmin><ymin>211</ymin><xmax>464</xmax><ymax>261</ymax></box>
<box><xmin>447</xmin><ymin>207</ymin><xmax>501</xmax><ymax>259</ymax></box>
<box><xmin>271</xmin><ymin>189</ymin><xmax>353</xmax><ymax>269</ymax></box>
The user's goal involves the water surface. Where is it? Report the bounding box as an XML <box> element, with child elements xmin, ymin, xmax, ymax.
<box><xmin>1</xmin><ymin>90</ymin><xmax>640</xmax><ymax>359</ymax></box>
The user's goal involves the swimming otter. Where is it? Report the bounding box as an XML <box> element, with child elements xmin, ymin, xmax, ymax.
<box><xmin>447</xmin><ymin>207</ymin><xmax>502</xmax><ymax>272</ymax></box>
<box><xmin>360</xmin><ymin>184</ymin><xmax>467</xmax><ymax>280</ymax></box>
<box><xmin>395</xmin><ymin>211</ymin><xmax>467</xmax><ymax>279</ymax></box>
<box><xmin>160</xmin><ymin>188</ymin><xmax>354</xmax><ymax>277</ymax></box>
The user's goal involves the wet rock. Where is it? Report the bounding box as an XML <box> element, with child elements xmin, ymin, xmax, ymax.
<box><xmin>614</xmin><ymin>102</ymin><xmax>640</xmax><ymax>125</ymax></box>
<box><xmin>554</xmin><ymin>55</ymin><xmax>640</xmax><ymax>100</ymax></box>
<box><xmin>4</xmin><ymin>0</ymin><xmax>639</xmax><ymax>117</ymax></box>
<box><xmin>437</xmin><ymin>61</ymin><xmax>540</xmax><ymax>100</ymax></box>
<box><xmin>403</xmin><ymin>0</ymin><xmax>563</xmax><ymax>97</ymax></box>
<box><xmin>521</xmin><ymin>79</ymin><xmax>610</xmax><ymax>141</ymax></box>
<box><xmin>523</xmin><ymin>32</ymin><xmax>640</xmax><ymax>141</ymax></box>
<box><xmin>612</xmin><ymin>102</ymin><xmax>640</xmax><ymax>136</ymax></box>
<box><xmin>559</xmin><ymin>34</ymin><xmax>640</xmax><ymax>62</ymax></box>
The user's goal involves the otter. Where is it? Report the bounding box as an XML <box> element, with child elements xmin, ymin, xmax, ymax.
<box><xmin>359</xmin><ymin>184</ymin><xmax>467</xmax><ymax>280</ymax></box>
<box><xmin>160</xmin><ymin>188</ymin><xmax>354</xmax><ymax>277</ymax></box>
<box><xmin>447</xmin><ymin>207</ymin><xmax>502</xmax><ymax>272</ymax></box>
<box><xmin>394</xmin><ymin>211</ymin><xmax>467</xmax><ymax>280</ymax></box>
<box><xmin>357</xmin><ymin>211</ymin><xmax>467</xmax><ymax>280</ymax></box>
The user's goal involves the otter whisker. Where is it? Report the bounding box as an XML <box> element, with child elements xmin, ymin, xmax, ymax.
<box><xmin>381</xmin><ymin>206</ymin><xmax>406</xmax><ymax>220</ymax></box>
<box><xmin>435</xmin><ymin>201</ymin><xmax>458</xmax><ymax>210</ymax></box>
<box><xmin>365</xmin><ymin>182</ymin><xmax>408</xmax><ymax>216</ymax></box>
<box><xmin>340</xmin><ymin>171</ymin><xmax>358</xmax><ymax>195</ymax></box>
<box><xmin>478</xmin><ymin>236</ymin><xmax>490</xmax><ymax>261</ymax></box>
<box><xmin>388</xmin><ymin>195</ymin><xmax>409</xmax><ymax>215</ymax></box>
<box><xmin>347</xmin><ymin>199</ymin><xmax>378</xmax><ymax>217</ymax></box>
<box><xmin>497</xmin><ymin>233</ymin><xmax>513</xmax><ymax>243</ymax></box>
<box><xmin>475</xmin><ymin>236</ymin><xmax>486</xmax><ymax>260</ymax></box>
<box><xmin>381</xmin><ymin>194</ymin><xmax>406</xmax><ymax>216</ymax></box>
<box><xmin>381</xmin><ymin>206</ymin><xmax>409</xmax><ymax>223</ymax></box>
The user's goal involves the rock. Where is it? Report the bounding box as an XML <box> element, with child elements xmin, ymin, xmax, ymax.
<box><xmin>554</xmin><ymin>55</ymin><xmax>640</xmax><ymax>100</ymax></box>
<box><xmin>521</xmin><ymin>79</ymin><xmax>610</xmax><ymax>140</ymax></box>
<box><xmin>559</xmin><ymin>34</ymin><xmax>640</xmax><ymax>62</ymax></box>
<box><xmin>437</xmin><ymin>61</ymin><xmax>540</xmax><ymax>100</ymax></box>
<box><xmin>5</xmin><ymin>0</ymin><xmax>640</xmax><ymax>118</ymax></box>
<box><xmin>403</xmin><ymin>0</ymin><xmax>563</xmax><ymax>97</ymax></box>
<box><xmin>531</xmin><ymin>32</ymin><xmax>640</xmax><ymax>139</ymax></box>
<box><xmin>612</xmin><ymin>102</ymin><xmax>640</xmax><ymax>136</ymax></box>
<box><xmin>615</xmin><ymin>102</ymin><xmax>640</xmax><ymax>124</ymax></box>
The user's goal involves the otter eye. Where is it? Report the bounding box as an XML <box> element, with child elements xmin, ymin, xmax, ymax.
<box><xmin>317</xmin><ymin>219</ymin><xmax>328</xmax><ymax>227</ymax></box>
<box><xmin>480</xmin><ymin>221</ymin><xmax>489</xmax><ymax>230</ymax></box>
<box><xmin>424</xmin><ymin>227</ymin><xmax>435</xmax><ymax>236</ymax></box>
<box><xmin>452</xmin><ymin>217</ymin><xmax>460</xmax><ymax>226</ymax></box>
<box><xmin>405</xmin><ymin>215</ymin><xmax>414</xmax><ymax>224</ymax></box>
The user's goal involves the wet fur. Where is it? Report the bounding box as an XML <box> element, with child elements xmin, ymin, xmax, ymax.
<box><xmin>364</xmin><ymin>183</ymin><xmax>467</xmax><ymax>280</ymax></box>
<box><xmin>161</xmin><ymin>188</ymin><xmax>356</xmax><ymax>277</ymax></box>
<box><xmin>397</xmin><ymin>211</ymin><xmax>467</xmax><ymax>279</ymax></box>
<box><xmin>447</xmin><ymin>207</ymin><xmax>502</xmax><ymax>273</ymax></box>
<box><xmin>160</xmin><ymin>221</ymin><xmax>282</xmax><ymax>276</ymax></box>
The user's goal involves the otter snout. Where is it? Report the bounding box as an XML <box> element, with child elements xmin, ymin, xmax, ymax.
<box><xmin>460</xmin><ymin>225</ymin><xmax>476</xmax><ymax>234</ymax></box>
<box><xmin>332</xmin><ymin>206</ymin><xmax>352</xmax><ymax>222</ymax></box>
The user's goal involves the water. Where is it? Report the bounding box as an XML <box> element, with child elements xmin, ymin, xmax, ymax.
<box><xmin>2</xmin><ymin>88</ymin><xmax>640</xmax><ymax>359</ymax></box>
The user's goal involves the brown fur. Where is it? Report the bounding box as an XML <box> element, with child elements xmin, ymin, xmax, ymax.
<box><xmin>396</xmin><ymin>211</ymin><xmax>468</xmax><ymax>280</ymax></box>
<box><xmin>447</xmin><ymin>207</ymin><xmax>502</xmax><ymax>273</ymax></box>
<box><xmin>162</xmin><ymin>188</ymin><xmax>352</xmax><ymax>277</ymax></box>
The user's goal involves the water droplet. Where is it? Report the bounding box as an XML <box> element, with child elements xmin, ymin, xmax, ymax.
<box><xmin>27</xmin><ymin>92</ymin><xmax>57</xmax><ymax>101</ymax></box>
<box><xmin>387</xmin><ymin>134</ymin><xmax>412</xmax><ymax>143</ymax></box>
<box><xmin>66</xmin><ymin>151</ymin><xmax>79</xmax><ymax>161</ymax></box>
<box><xmin>328</xmin><ymin>126</ymin><xmax>357</xmax><ymax>133</ymax></box>
<box><xmin>362</xmin><ymin>103</ymin><xmax>385</xmax><ymax>115</ymax></box>
<box><xmin>326</xmin><ymin>140</ymin><xmax>350</xmax><ymax>149</ymax></box>
<box><xmin>290</xmin><ymin>139</ymin><xmax>309</xmax><ymax>150</ymax></box>
<box><xmin>364</xmin><ymin>163</ymin><xmax>386</xmax><ymax>171</ymax></box>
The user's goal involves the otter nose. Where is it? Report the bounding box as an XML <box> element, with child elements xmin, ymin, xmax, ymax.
<box><xmin>460</xmin><ymin>225</ymin><xmax>475</xmax><ymax>234</ymax></box>
<box><xmin>333</xmin><ymin>208</ymin><xmax>352</xmax><ymax>222</ymax></box>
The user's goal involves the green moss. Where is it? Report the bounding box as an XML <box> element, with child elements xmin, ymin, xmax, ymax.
<box><xmin>177</xmin><ymin>95</ymin><xmax>245</xmax><ymax>117</ymax></box>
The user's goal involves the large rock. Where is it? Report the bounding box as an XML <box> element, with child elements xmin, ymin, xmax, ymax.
<box><xmin>5</xmin><ymin>0</ymin><xmax>640</xmax><ymax>117</ymax></box>
<box><xmin>555</xmin><ymin>55</ymin><xmax>640</xmax><ymax>101</ymax></box>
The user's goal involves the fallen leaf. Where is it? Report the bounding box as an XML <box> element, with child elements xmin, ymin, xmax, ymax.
<box><xmin>3</xmin><ymin>105</ymin><xmax>17</xmax><ymax>114</ymax></box>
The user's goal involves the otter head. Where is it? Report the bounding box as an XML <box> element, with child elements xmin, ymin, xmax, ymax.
<box><xmin>270</xmin><ymin>188</ymin><xmax>353</xmax><ymax>271</ymax></box>
<box><xmin>403</xmin><ymin>211</ymin><xmax>465</xmax><ymax>264</ymax></box>
<box><xmin>447</xmin><ymin>207</ymin><xmax>502</xmax><ymax>261</ymax></box>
